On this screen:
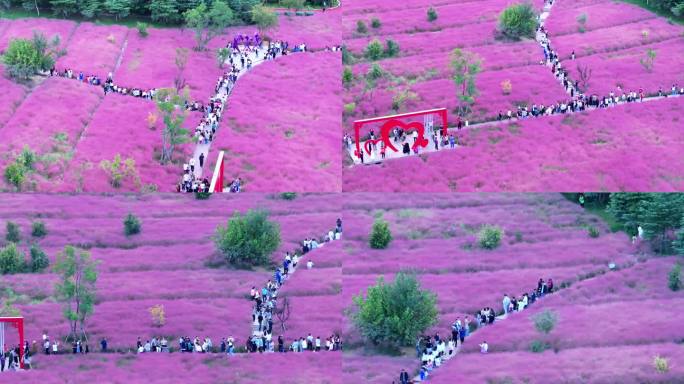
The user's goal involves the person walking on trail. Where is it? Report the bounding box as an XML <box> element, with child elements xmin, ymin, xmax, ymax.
<box><xmin>503</xmin><ymin>294</ymin><xmax>511</xmax><ymax>315</ymax></box>
<box><xmin>199</xmin><ymin>153</ymin><xmax>205</xmax><ymax>168</ymax></box>
<box><xmin>399</xmin><ymin>368</ymin><xmax>410</xmax><ymax>384</ymax></box>
<box><xmin>479</xmin><ymin>341</ymin><xmax>489</xmax><ymax>353</ymax></box>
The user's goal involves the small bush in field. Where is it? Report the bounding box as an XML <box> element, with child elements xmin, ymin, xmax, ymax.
<box><xmin>478</xmin><ymin>225</ymin><xmax>503</xmax><ymax>249</ymax></box>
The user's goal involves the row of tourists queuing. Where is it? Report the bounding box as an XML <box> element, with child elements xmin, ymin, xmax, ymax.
<box><xmin>47</xmin><ymin>68</ymin><xmax>209</xmax><ymax>112</ymax></box>
<box><xmin>178</xmin><ymin>33</ymin><xmax>308</xmax><ymax>194</ymax></box>
<box><xmin>350</xmin><ymin>0</ymin><xmax>682</xmax><ymax>164</ymax></box>
<box><xmin>397</xmin><ymin>278</ymin><xmax>555</xmax><ymax>383</ymax></box>
<box><xmin>248</xmin><ymin>218</ymin><xmax>344</xmax><ymax>354</ymax></box>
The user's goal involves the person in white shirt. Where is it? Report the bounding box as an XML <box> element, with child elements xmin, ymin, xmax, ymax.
<box><xmin>479</xmin><ymin>341</ymin><xmax>488</xmax><ymax>353</ymax></box>
<box><xmin>307</xmin><ymin>260</ymin><xmax>313</xmax><ymax>269</ymax></box>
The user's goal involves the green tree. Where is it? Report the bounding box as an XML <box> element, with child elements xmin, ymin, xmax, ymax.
<box><xmin>450</xmin><ymin>48</ymin><xmax>482</xmax><ymax>117</ymax></box>
<box><xmin>668</xmin><ymin>263</ymin><xmax>681</xmax><ymax>291</ymax></box>
<box><xmin>4</xmin><ymin>162</ymin><xmax>26</xmax><ymax>190</ymax></box>
<box><xmin>533</xmin><ymin>309</ymin><xmax>558</xmax><ymax>334</ymax></box>
<box><xmin>356</xmin><ymin>20</ymin><xmax>368</xmax><ymax>34</ymax></box>
<box><xmin>497</xmin><ymin>2</ymin><xmax>537</xmax><ymax>40</ymax></box>
<box><xmin>342</xmin><ymin>66</ymin><xmax>354</xmax><ymax>89</ymax></box>
<box><xmin>53</xmin><ymin>245</ymin><xmax>98</xmax><ymax>341</ymax></box>
<box><xmin>217</xmin><ymin>47</ymin><xmax>230</xmax><ymax>69</ymax></box>
<box><xmin>640</xmin><ymin>48</ymin><xmax>657</xmax><ymax>72</ymax></box>
<box><xmin>31</xmin><ymin>221</ymin><xmax>47</xmax><ymax>238</ymax></box>
<box><xmin>371</xmin><ymin>18</ymin><xmax>381</xmax><ymax>28</ymax></box>
<box><xmin>136</xmin><ymin>22</ymin><xmax>149</xmax><ymax>37</ymax></box>
<box><xmin>369</xmin><ymin>218</ymin><xmax>392</xmax><ymax>249</ymax></box>
<box><xmin>154</xmin><ymin>87</ymin><xmax>190</xmax><ymax>164</ymax></box>
<box><xmin>50</xmin><ymin>0</ymin><xmax>78</xmax><ymax>16</ymax></box>
<box><xmin>123</xmin><ymin>213</ymin><xmax>142</xmax><ymax>236</ymax></box>
<box><xmin>149</xmin><ymin>0</ymin><xmax>180</xmax><ymax>22</ymax></box>
<box><xmin>214</xmin><ymin>210</ymin><xmax>281</xmax><ymax>267</ymax></box>
<box><xmin>226</xmin><ymin>0</ymin><xmax>260</xmax><ymax>23</ymax></box>
<box><xmin>185</xmin><ymin>1</ymin><xmax>234</xmax><ymax>51</ymax></box>
<box><xmin>364</xmin><ymin>39</ymin><xmax>384</xmax><ymax>61</ymax></box>
<box><xmin>0</xmin><ymin>243</ymin><xmax>24</xmax><ymax>274</ymax></box>
<box><xmin>638</xmin><ymin>194</ymin><xmax>684</xmax><ymax>253</ymax></box>
<box><xmin>351</xmin><ymin>272</ymin><xmax>438</xmax><ymax>349</ymax></box>
<box><xmin>17</xmin><ymin>145</ymin><xmax>36</xmax><ymax>170</ymax></box>
<box><xmin>2</xmin><ymin>32</ymin><xmax>65</xmax><ymax>80</ymax></box>
<box><xmin>384</xmin><ymin>39</ymin><xmax>399</xmax><ymax>57</ymax></box>
<box><xmin>281</xmin><ymin>0</ymin><xmax>305</xmax><ymax>11</ymax></box>
<box><xmin>673</xmin><ymin>216</ymin><xmax>684</xmax><ymax>255</ymax></box>
<box><xmin>79</xmin><ymin>0</ymin><xmax>102</xmax><ymax>18</ymax></box>
<box><xmin>427</xmin><ymin>6</ymin><xmax>438</xmax><ymax>22</ymax></box>
<box><xmin>251</xmin><ymin>5</ymin><xmax>278</xmax><ymax>35</ymax></box>
<box><xmin>104</xmin><ymin>0</ymin><xmax>133</xmax><ymax>19</ymax></box>
<box><xmin>478</xmin><ymin>224</ymin><xmax>503</xmax><ymax>249</ymax></box>
<box><xmin>6</xmin><ymin>221</ymin><xmax>21</xmax><ymax>243</ymax></box>
<box><xmin>99</xmin><ymin>154</ymin><xmax>141</xmax><ymax>189</ymax></box>
<box><xmin>174</xmin><ymin>47</ymin><xmax>189</xmax><ymax>91</ymax></box>
<box><xmin>30</xmin><ymin>244</ymin><xmax>49</xmax><ymax>272</ymax></box>
<box><xmin>607</xmin><ymin>193</ymin><xmax>653</xmax><ymax>236</ymax></box>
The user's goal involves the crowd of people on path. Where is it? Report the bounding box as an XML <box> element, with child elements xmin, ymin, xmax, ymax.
<box><xmin>401</xmin><ymin>278</ymin><xmax>555</xmax><ymax>383</ymax></box>
<box><xmin>247</xmin><ymin>218</ymin><xmax>343</xmax><ymax>354</ymax></box>
<box><xmin>0</xmin><ymin>344</ymin><xmax>26</xmax><ymax>372</ymax></box>
<box><xmin>177</xmin><ymin>33</ymin><xmax>313</xmax><ymax>194</ymax></box>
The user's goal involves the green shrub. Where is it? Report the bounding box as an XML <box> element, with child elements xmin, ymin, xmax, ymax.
<box><xmin>427</xmin><ymin>6</ymin><xmax>438</xmax><ymax>22</ymax></box>
<box><xmin>371</xmin><ymin>18</ymin><xmax>381</xmax><ymax>28</ymax></box>
<box><xmin>351</xmin><ymin>272</ymin><xmax>438</xmax><ymax>348</ymax></box>
<box><xmin>529</xmin><ymin>339</ymin><xmax>549</xmax><ymax>353</ymax></box>
<box><xmin>343</xmin><ymin>102</ymin><xmax>356</xmax><ymax>116</ymax></box>
<box><xmin>342</xmin><ymin>45</ymin><xmax>354</xmax><ymax>65</ymax></box>
<box><xmin>356</xmin><ymin>20</ymin><xmax>368</xmax><ymax>34</ymax></box>
<box><xmin>478</xmin><ymin>225</ymin><xmax>503</xmax><ymax>249</ymax></box>
<box><xmin>533</xmin><ymin>309</ymin><xmax>558</xmax><ymax>335</ymax></box>
<box><xmin>214</xmin><ymin>210</ymin><xmax>281</xmax><ymax>267</ymax></box>
<box><xmin>588</xmin><ymin>225</ymin><xmax>600</xmax><ymax>238</ymax></box>
<box><xmin>364</xmin><ymin>39</ymin><xmax>384</xmax><ymax>61</ymax></box>
<box><xmin>279</xmin><ymin>192</ymin><xmax>297</xmax><ymax>200</ymax></box>
<box><xmin>6</xmin><ymin>221</ymin><xmax>21</xmax><ymax>243</ymax></box>
<box><xmin>31</xmin><ymin>221</ymin><xmax>47</xmax><ymax>238</ymax></box>
<box><xmin>514</xmin><ymin>231</ymin><xmax>523</xmax><ymax>242</ymax></box>
<box><xmin>497</xmin><ymin>2</ymin><xmax>537</xmax><ymax>40</ymax></box>
<box><xmin>17</xmin><ymin>146</ymin><xmax>36</xmax><ymax>170</ymax></box>
<box><xmin>123</xmin><ymin>213</ymin><xmax>141</xmax><ymax>236</ymax></box>
<box><xmin>30</xmin><ymin>244</ymin><xmax>49</xmax><ymax>272</ymax></box>
<box><xmin>654</xmin><ymin>355</ymin><xmax>669</xmax><ymax>373</ymax></box>
<box><xmin>4</xmin><ymin>162</ymin><xmax>26</xmax><ymax>190</ymax></box>
<box><xmin>576</xmin><ymin>13</ymin><xmax>587</xmax><ymax>33</ymax></box>
<box><xmin>342</xmin><ymin>66</ymin><xmax>354</xmax><ymax>89</ymax></box>
<box><xmin>668</xmin><ymin>264</ymin><xmax>681</xmax><ymax>291</ymax></box>
<box><xmin>369</xmin><ymin>218</ymin><xmax>392</xmax><ymax>249</ymax></box>
<box><xmin>0</xmin><ymin>243</ymin><xmax>24</xmax><ymax>274</ymax></box>
<box><xmin>384</xmin><ymin>39</ymin><xmax>400</xmax><ymax>57</ymax></box>
<box><xmin>194</xmin><ymin>191</ymin><xmax>212</xmax><ymax>200</ymax></box>
<box><xmin>136</xmin><ymin>22</ymin><xmax>149</xmax><ymax>37</ymax></box>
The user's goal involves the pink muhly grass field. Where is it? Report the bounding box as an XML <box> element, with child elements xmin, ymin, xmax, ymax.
<box><xmin>56</xmin><ymin>22</ymin><xmax>129</xmax><ymax>78</ymax></box>
<box><xmin>0</xmin><ymin>193</ymin><xmax>341</xmax><ymax>350</ymax></box>
<box><xmin>64</xmin><ymin>94</ymin><xmax>192</xmax><ymax>193</ymax></box>
<box><xmin>545</xmin><ymin>1</ymin><xmax>657</xmax><ymax>37</ymax></box>
<box><xmin>429</xmin><ymin>342</ymin><xmax>684</xmax><ymax>383</ymax></box>
<box><xmin>343</xmin><ymin>96</ymin><xmax>684</xmax><ymax>192</ymax></box>
<box><xmin>6</xmin><ymin>351</ymin><xmax>342</xmax><ymax>383</ymax></box>
<box><xmin>208</xmin><ymin>51</ymin><xmax>341</xmax><ymax>192</ymax></box>
<box><xmin>0</xmin><ymin>77</ymin><xmax>102</xmax><ymax>191</ymax></box>
<box><xmin>0</xmin><ymin>64</ymin><xmax>28</xmax><ymax>127</ymax></box>
<box><xmin>0</xmin><ymin>18</ymin><xmax>76</xmax><ymax>51</ymax></box>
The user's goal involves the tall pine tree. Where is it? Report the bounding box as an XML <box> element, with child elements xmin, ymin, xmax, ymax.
<box><xmin>50</xmin><ymin>0</ymin><xmax>78</xmax><ymax>16</ymax></box>
<box><xmin>149</xmin><ymin>0</ymin><xmax>180</xmax><ymax>23</ymax></box>
<box><xmin>79</xmin><ymin>0</ymin><xmax>102</xmax><ymax>18</ymax></box>
<box><xmin>638</xmin><ymin>194</ymin><xmax>684</xmax><ymax>253</ymax></box>
<box><xmin>104</xmin><ymin>0</ymin><xmax>133</xmax><ymax>19</ymax></box>
<box><xmin>607</xmin><ymin>193</ymin><xmax>653</xmax><ymax>236</ymax></box>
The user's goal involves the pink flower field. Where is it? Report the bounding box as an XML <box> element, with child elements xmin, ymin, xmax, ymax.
<box><xmin>2</xmin><ymin>352</ymin><xmax>342</xmax><ymax>383</ymax></box>
<box><xmin>340</xmin><ymin>193</ymin><xmax>684</xmax><ymax>383</ymax></box>
<box><xmin>344</xmin><ymin>96</ymin><xmax>684</xmax><ymax>191</ymax></box>
<box><xmin>0</xmin><ymin>11</ymin><xmax>341</xmax><ymax>192</ymax></box>
<box><xmin>342</xmin><ymin>0</ymin><xmax>684</xmax><ymax>192</ymax></box>
<box><xmin>207</xmin><ymin>52</ymin><xmax>341</xmax><ymax>192</ymax></box>
<box><xmin>0</xmin><ymin>193</ymin><xmax>341</xmax><ymax>353</ymax></box>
